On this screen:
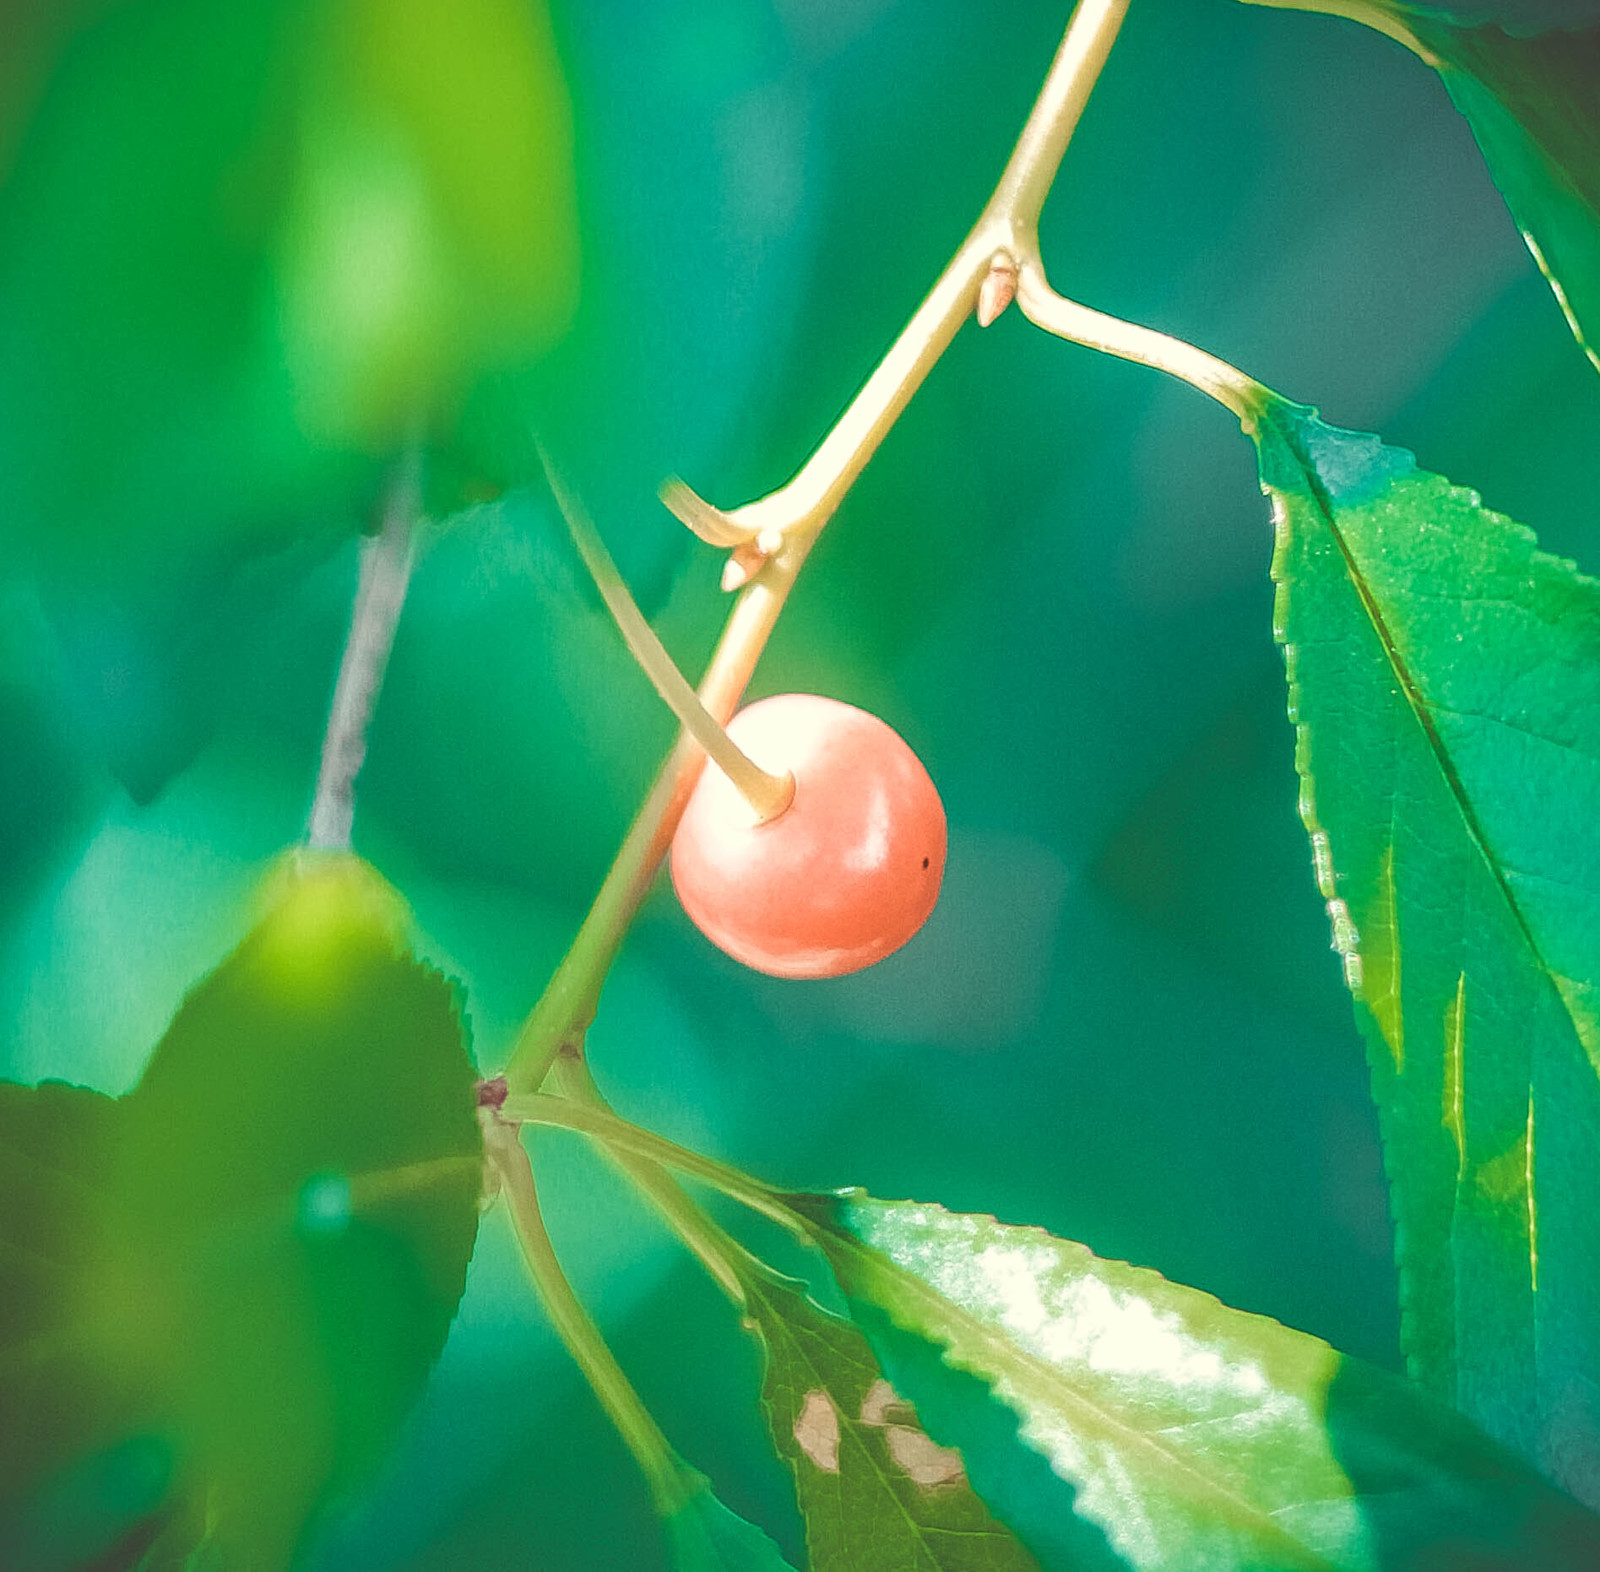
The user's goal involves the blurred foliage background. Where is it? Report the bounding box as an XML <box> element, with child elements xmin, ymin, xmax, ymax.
<box><xmin>4</xmin><ymin>0</ymin><xmax>1600</xmax><ymax>1565</ymax></box>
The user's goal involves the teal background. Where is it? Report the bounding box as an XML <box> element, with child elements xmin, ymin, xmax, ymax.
<box><xmin>5</xmin><ymin>0</ymin><xmax>1600</xmax><ymax>1565</ymax></box>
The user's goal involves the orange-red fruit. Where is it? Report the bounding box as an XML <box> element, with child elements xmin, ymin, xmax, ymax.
<box><xmin>670</xmin><ymin>693</ymin><xmax>947</xmax><ymax>978</ymax></box>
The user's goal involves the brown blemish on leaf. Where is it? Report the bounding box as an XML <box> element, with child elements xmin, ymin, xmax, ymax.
<box><xmin>794</xmin><ymin>1389</ymin><xmax>841</xmax><ymax>1473</ymax></box>
<box><xmin>859</xmin><ymin>1378</ymin><xmax>917</xmax><ymax>1429</ymax></box>
<box><xmin>885</xmin><ymin>1425</ymin><xmax>967</xmax><ymax>1489</ymax></box>
<box><xmin>858</xmin><ymin>1379</ymin><xmax>967</xmax><ymax>1489</ymax></box>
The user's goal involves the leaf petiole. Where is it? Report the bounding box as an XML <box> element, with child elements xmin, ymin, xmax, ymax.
<box><xmin>308</xmin><ymin>444</ymin><xmax>422</xmax><ymax>851</ymax></box>
<box><xmin>498</xmin><ymin>1091</ymin><xmax>808</xmax><ymax>1243</ymax></box>
<box><xmin>665</xmin><ymin>0</ymin><xmax>1135</xmax><ymax>547</ymax></box>
<box><xmin>547</xmin><ymin>1055</ymin><xmax>756</xmax><ymax>1307</ymax></box>
<box><xmin>1013</xmin><ymin>264</ymin><xmax>1271</xmax><ymax>425</ymax></box>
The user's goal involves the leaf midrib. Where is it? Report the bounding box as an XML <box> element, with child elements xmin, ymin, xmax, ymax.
<box><xmin>1279</xmin><ymin>415</ymin><xmax>1589</xmax><ymax>1062</ymax></box>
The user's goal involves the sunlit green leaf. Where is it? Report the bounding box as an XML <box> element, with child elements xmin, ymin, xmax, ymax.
<box><xmin>1244</xmin><ymin>0</ymin><xmax>1600</xmax><ymax>370</ymax></box>
<box><xmin>739</xmin><ymin>1264</ymin><xmax>1040</xmax><ymax>1572</ymax></box>
<box><xmin>1259</xmin><ymin>397</ymin><xmax>1600</xmax><ymax>1502</ymax></box>
<box><xmin>792</xmin><ymin>1190</ymin><xmax>1600</xmax><ymax>1571</ymax></box>
<box><xmin>0</xmin><ymin>854</ymin><xmax>482</xmax><ymax>1569</ymax></box>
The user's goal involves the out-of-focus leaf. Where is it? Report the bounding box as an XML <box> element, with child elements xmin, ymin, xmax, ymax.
<box><xmin>1260</xmin><ymin>398</ymin><xmax>1600</xmax><ymax>1501</ymax></box>
<box><xmin>279</xmin><ymin>0</ymin><xmax>578</xmax><ymax>448</ymax></box>
<box><xmin>1244</xmin><ymin>0</ymin><xmax>1600</xmax><ymax>371</ymax></box>
<box><xmin>0</xmin><ymin>0</ymin><xmax>578</xmax><ymax>794</ymax></box>
<box><xmin>361</xmin><ymin>491</ymin><xmax>675</xmax><ymax>903</ymax></box>
<box><xmin>792</xmin><ymin>1190</ymin><xmax>1600</xmax><ymax>1571</ymax></box>
<box><xmin>0</xmin><ymin>1080</ymin><xmax>170</xmax><ymax>1572</ymax></box>
<box><xmin>663</xmin><ymin>1474</ymin><xmax>800</xmax><ymax>1572</ymax></box>
<box><xmin>738</xmin><ymin>1263</ymin><xmax>1040</xmax><ymax>1572</ymax></box>
<box><xmin>0</xmin><ymin>854</ymin><xmax>482</xmax><ymax>1570</ymax></box>
<box><xmin>0</xmin><ymin>0</ymin><xmax>577</xmax><ymax>562</ymax></box>
<box><xmin>0</xmin><ymin>0</ymin><xmax>357</xmax><ymax>577</ymax></box>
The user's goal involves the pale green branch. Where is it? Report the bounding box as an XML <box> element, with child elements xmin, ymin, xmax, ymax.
<box><xmin>502</xmin><ymin>0</ymin><xmax>1135</xmax><ymax>1093</ymax></box>
<box><xmin>1014</xmin><ymin>263</ymin><xmax>1271</xmax><ymax>424</ymax></box>
<box><xmin>482</xmin><ymin>1112</ymin><xmax>693</xmax><ymax>1515</ymax></box>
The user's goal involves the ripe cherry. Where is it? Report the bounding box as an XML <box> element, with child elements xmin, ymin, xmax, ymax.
<box><xmin>670</xmin><ymin>693</ymin><xmax>947</xmax><ymax>978</ymax></box>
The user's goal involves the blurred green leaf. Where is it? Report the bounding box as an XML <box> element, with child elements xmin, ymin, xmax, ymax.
<box><xmin>0</xmin><ymin>1079</ymin><xmax>167</xmax><ymax>1572</ymax></box>
<box><xmin>280</xmin><ymin>0</ymin><xmax>578</xmax><ymax>447</ymax></box>
<box><xmin>664</xmin><ymin>1474</ymin><xmax>800</xmax><ymax>1572</ymax></box>
<box><xmin>1260</xmin><ymin>399</ymin><xmax>1600</xmax><ymax>1501</ymax></box>
<box><xmin>361</xmin><ymin>491</ymin><xmax>676</xmax><ymax>903</ymax></box>
<box><xmin>0</xmin><ymin>0</ymin><xmax>576</xmax><ymax>556</ymax></box>
<box><xmin>0</xmin><ymin>854</ymin><xmax>482</xmax><ymax>1570</ymax></box>
<box><xmin>738</xmin><ymin>1263</ymin><xmax>1040</xmax><ymax>1572</ymax></box>
<box><xmin>1244</xmin><ymin>0</ymin><xmax>1600</xmax><ymax>371</ymax></box>
<box><xmin>791</xmin><ymin>1190</ymin><xmax>1600</xmax><ymax>1571</ymax></box>
<box><xmin>0</xmin><ymin>0</ymin><xmax>578</xmax><ymax>797</ymax></box>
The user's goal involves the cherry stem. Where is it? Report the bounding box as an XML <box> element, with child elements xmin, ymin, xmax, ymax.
<box><xmin>481</xmin><ymin>1112</ymin><xmax>695</xmax><ymax>1515</ymax></box>
<box><xmin>539</xmin><ymin>447</ymin><xmax>794</xmax><ymax>824</ymax></box>
<box><xmin>501</xmin><ymin>0</ymin><xmax>1133</xmax><ymax>1094</ymax></box>
<box><xmin>307</xmin><ymin>445</ymin><xmax>420</xmax><ymax>851</ymax></box>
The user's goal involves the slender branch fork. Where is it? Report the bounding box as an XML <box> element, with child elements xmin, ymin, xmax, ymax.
<box><xmin>502</xmin><ymin>0</ymin><xmax>1192</xmax><ymax>1093</ymax></box>
<box><xmin>481</xmin><ymin>0</ymin><xmax>1288</xmax><ymax>1510</ymax></box>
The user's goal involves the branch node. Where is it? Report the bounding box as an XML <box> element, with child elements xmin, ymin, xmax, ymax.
<box><xmin>976</xmin><ymin>252</ymin><xmax>1019</xmax><ymax>327</ymax></box>
<box><xmin>721</xmin><ymin>539</ymin><xmax>768</xmax><ymax>592</ymax></box>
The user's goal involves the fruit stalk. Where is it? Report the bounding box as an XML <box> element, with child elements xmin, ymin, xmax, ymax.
<box><xmin>539</xmin><ymin>448</ymin><xmax>794</xmax><ymax>823</ymax></box>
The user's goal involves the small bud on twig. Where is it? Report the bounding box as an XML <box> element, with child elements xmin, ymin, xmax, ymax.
<box><xmin>721</xmin><ymin>540</ymin><xmax>767</xmax><ymax>592</ymax></box>
<box><xmin>976</xmin><ymin>253</ymin><xmax>1019</xmax><ymax>327</ymax></box>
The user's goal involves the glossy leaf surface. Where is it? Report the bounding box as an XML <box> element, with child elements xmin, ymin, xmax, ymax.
<box><xmin>793</xmin><ymin>1190</ymin><xmax>1600</xmax><ymax>1570</ymax></box>
<box><xmin>1245</xmin><ymin>0</ymin><xmax>1600</xmax><ymax>369</ymax></box>
<box><xmin>740</xmin><ymin>1265</ymin><xmax>1040</xmax><ymax>1572</ymax></box>
<box><xmin>1259</xmin><ymin>398</ymin><xmax>1600</xmax><ymax>1503</ymax></box>
<box><xmin>0</xmin><ymin>855</ymin><xmax>482</xmax><ymax>1569</ymax></box>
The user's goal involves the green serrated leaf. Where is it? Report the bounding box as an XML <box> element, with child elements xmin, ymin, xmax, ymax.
<box><xmin>1258</xmin><ymin>397</ymin><xmax>1600</xmax><ymax>1501</ymax></box>
<box><xmin>664</xmin><ymin>1475</ymin><xmax>801</xmax><ymax>1572</ymax></box>
<box><xmin>792</xmin><ymin>1190</ymin><xmax>1600</xmax><ymax>1572</ymax></box>
<box><xmin>0</xmin><ymin>853</ymin><xmax>483</xmax><ymax>1570</ymax></box>
<box><xmin>1243</xmin><ymin>0</ymin><xmax>1600</xmax><ymax>370</ymax></box>
<box><xmin>739</xmin><ymin>1264</ymin><xmax>1041</xmax><ymax>1572</ymax></box>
